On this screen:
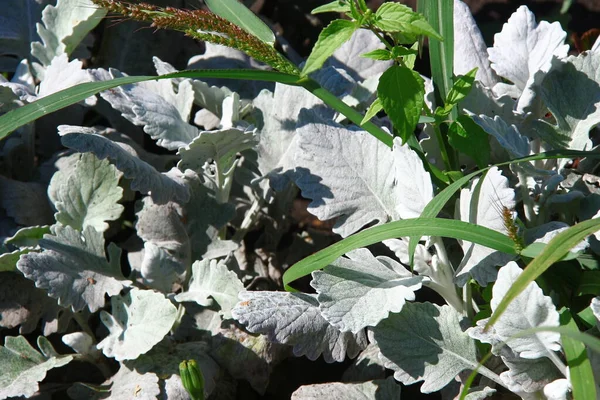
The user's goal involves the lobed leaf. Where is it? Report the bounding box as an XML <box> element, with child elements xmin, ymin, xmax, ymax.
<box><xmin>231</xmin><ymin>291</ymin><xmax>367</xmax><ymax>363</ymax></box>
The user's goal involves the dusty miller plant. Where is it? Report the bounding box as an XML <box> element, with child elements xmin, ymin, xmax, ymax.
<box><xmin>1</xmin><ymin>0</ymin><xmax>600</xmax><ymax>398</ymax></box>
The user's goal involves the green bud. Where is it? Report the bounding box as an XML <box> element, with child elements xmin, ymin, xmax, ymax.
<box><xmin>179</xmin><ymin>359</ymin><xmax>205</xmax><ymax>400</ymax></box>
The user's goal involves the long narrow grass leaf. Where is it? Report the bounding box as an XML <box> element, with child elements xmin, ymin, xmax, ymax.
<box><xmin>0</xmin><ymin>69</ymin><xmax>300</xmax><ymax>141</ymax></box>
<box><xmin>283</xmin><ymin>218</ymin><xmax>517</xmax><ymax>291</ymax></box>
<box><xmin>204</xmin><ymin>0</ymin><xmax>275</xmax><ymax>45</ymax></box>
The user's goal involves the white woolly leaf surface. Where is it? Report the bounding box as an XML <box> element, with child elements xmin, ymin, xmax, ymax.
<box><xmin>0</xmin><ymin>336</ymin><xmax>73</xmax><ymax>399</ymax></box>
<box><xmin>97</xmin><ymin>288</ymin><xmax>178</xmax><ymax>361</ymax></box>
<box><xmin>311</xmin><ymin>248</ymin><xmax>423</xmax><ymax>333</ymax></box>
<box><xmin>17</xmin><ymin>225</ymin><xmax>129</xmax><ymax>312</ymax></box>
<box><xmin>291</xmin><ymin>378</ymin><xmax>401</xmax><ymax>399</ymax></box>
<box><xmin>372</xmin><ymin>302</ymin><xmax>478</xmax><ymax>393</ymax></box>
<box><xmin>231</xmin><ymin>291</ymin><xmax>367</xmax><ymax>363</ymax></box>
<box><xmin>175</xmin><ymin>259</ymin><xmax>244</xmax><ymax>319</ymax></box>
<box><xmin>53</xmin><ymin>152</ymin><xmax>124</xmax><ymax>233</ymax></box>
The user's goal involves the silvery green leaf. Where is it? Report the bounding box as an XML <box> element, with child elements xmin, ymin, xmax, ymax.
<box><xmin>323</xmin><ymin>29</ymin><xmax>393</xmax><ymax>82</ymax></box>
<box><xmin>128</xmin><ymin>340</ymin><xmax>219</xmax><ymax>398</ymax></box>
<box><xmin>372</xmin><ymin>302</ymin><xmax>478</xmax><ymax>393</ymax></box>
<box><xmin>453</xmin><ymin>0</ymin><xmax>498</xmax><ymax>87</ymax></box>
<box><xmin>543</xmin><ymin>379</ymin><xmax>571</xmax><ymax>400</ymax></box>
<box><xmin>184</xmin><ymin>173</ymin><xmax>236</xmax><ymax>261</ymax></box>
<box><xmin>311</xmin><ymin>248</ymin><xmax>423</xmax><ymax>333</ymax></box>
<box><xmin>535</xmin><ymin>51</ymin><xmax>600</xmax><ymax>151</ymax></box>
<box><xmin>592</xmin><ymin>297</ymin><xmax>600</xmax><ymax>323</ymax></box>
<box><xmin>0</xmin><ymin>249</ymin><xmax>31</xmax><ymax>272</ymax></box>
<box><xmin>30</xmin><ymin>0</ymin><xmax>105</xmax><ymax>67</ymax></box>
<box><xmin>231</xmin><ymin>291</ymin><xmax>367</xmax><ymax>362</ymax></box>
<box><xmin>455</xmin><ymin>166</ymin><xmax>516</xmax><ymax>286</ymax></box>
<box><xmin>464</xmin><ymin>386</ymin><xmax>496</xmax><ymax>400</ymax></box>
<box><xmin>487</xmin><ymin>6</ymin><xmax>568</xmax><ymax>113</ymax></box>
<box><xmin>153</xmin><ymin>56</ymin><xmax>233</xmax><ymax>118</ymax></box>
<box><xmin>135</xmin><ymin>197</ymin><xmax>189</xmax><ymax>292</ymax></box>
<box><xmin>59</xmin><ymin>126</ymin><xmax>190</xmax><ymax>204</ymax></box>
<box><xmin>178</xmin><ymin>127</ymin><xmax>257</xmax><ymax>200</ymax></box>
<box><xmin>53</xmin><ymin>152</ymin><xmax>124</xmax><ymax>233</ymax></box>
<box><xmin>175</xmin><ymin>259</ymin><xmax>244</xmax><ymax>319</ymax></box>
<box><xmin>0</xmin><ymin>336</ymin><xmax>73</xmax><ymax>399</ymax></box>
<box><xmin>383</xmin><ymin>238</ymin><xmax>433</xmax><ymax>276</ymax></box>
<box><xmin>253</xmin><ymin>84</ymin><xmax>325</xmax><ymax>177</ymax></box>
<box><xmin>0</xmin><ymin>0</ymin><xmax>46</xmax><ymax>71</ymax></box>
<box><xmin>291</xmin><ymin>378</ymin><xmax>401</xmax><ymax>399</ymax></box>
<box><xmin>468</xmin><ymin>114</ymin><xmax>530</xmax><ymax>159</ymax></box>
<box><xmin>17</xmin><ymin>225</ymin><xmax>129</xmax><ymax>312</ymax></box>
<box><xmin>342</xmin><ymin>342</ymin><xmax>387</xmax><ymax>382</ymax></box>
<box><xmin>187</xmin><ymin>43</ymin><xmax>272</xmax><ymax>98</ymax></box>
<box><xmin>467</xmin><ymin>262</ymin><xmax>560</xmax><ymax>359</ymax></box>
<box><xmin>36</xmin><ymin>54</ymin><xmax>96</xmax><ymax>106</ymax></box>
<box><xmin>293</xmin><ymin>112</ymin><xmax>431</xmax><ymax>237</ymax></box>
<box><xmin>593</xmin><ymin>36</ymin><xmax>600</xmax><ymax>52</ymax></box>
<box><xmin>525</xmin><ymin>221</ymin><xmax>588</xmax><ymax>253</ymax></box>
<box><xmin>461</xmin><ymin>82</ymin><xmax>517</xmax><ymax>125</ymax></box>
<box><xmin>91</xmin><ymin>68</ymin><xmax>197</xmax><ymax>150</ymax></box>
<box><xmin>5</xmin><ymin>225</ymin><xmax>50</xmax><ymax>247</ymax></box>
<box><xmin>97</xmin><ymin>288</ymin><xmax>178</xmax><ymax>361</ymax></box>
<box><xmin>0</xmin><ymin>177</ymin><xmax>54</xmax><ymax>226</ymax></box>
<box><xmin>208</xmin><ymin>320</ymin><xmax>289</xmax><ymax>393</ymax></box>
<box><xmin>105</xmin><ymin>364</ymin><xmax>159</xmax><ymax>400</ymax></box>
<box><xmin>62</xmin><ymin>332</ymin><xmax>97</xmax><ymax>357</ymax></box>
<box><xmin>0</xmin><ymin>271</ymin><xmax>64</xmax><ymax>335</ymax></box>
<box><xmin>499</xmin><ymin>348</ymin><xmax>561</xmax><ymax>394</ymax></box>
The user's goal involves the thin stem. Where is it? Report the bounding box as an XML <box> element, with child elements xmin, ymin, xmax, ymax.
<box><xmin>464</xmin><ymin>283</ymin><xmax>474</xmax><ymax>320</ymax></box>
<box><xmin>72</xmin><ymin>312</ymin><xmax>95</xmax><ymax>341</ymax></box>
<box><xmin>432</xmin><ymin>123</ymin><xmax>452</xmax><ymax>171</ymax></box>
<box><xmin>517</xmin><ymin>169</ymin><xmax>535</xmax><ymax>227</ymax></box>
<box><xmin>474</xmin><ymin>364</ymin><xmax>510</xmax><ymax>390</ymax></box>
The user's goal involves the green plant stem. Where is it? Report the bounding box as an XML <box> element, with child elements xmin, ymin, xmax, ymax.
<box><xmin>516</xmin><ymin>169</ymin><xmax>536</xmax><ymax>227</ymax></box>
<box><xmin>297</xmin><ymin>77</ymin><xmax>394</xmax><ymax>148</ymax></box>
<box><xmin>433</xmin><ymin>123</ymin><xmax>452</xmax><ymax>170</ymax></box>
<box><xmin>464</xmin><ymin>283</ymin><xmax>474</xmax><ymax>320</ymax></box>
<box><xmin>72</xmin><ymin>312</ymin><xmax>95</xmax><ymax>342</ymax></box>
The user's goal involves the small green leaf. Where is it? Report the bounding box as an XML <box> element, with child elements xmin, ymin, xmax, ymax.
<box><xmin>377</xmin><ymin>65</ymin><xmax>424</xmax><ymax>142</ymax></box>
<box><xmin>576</xmin><ymin>271</ymin><xmax>600</xmax><ymax>296</ymax></box>
<box><xmin>312</xmin><ymin>1</ymin><xmax>351</xmax><ymax>15</ymax></box>
<box><xmin>374</xmin><ymin>3</ymin><xmax>442</xmax><ymax>40</ymax></box>
<box><xmin>204</xmin><ymin>0</ymin><xmax>275</xmax><ymax>45</ymax></box>
<box><xmin>361</xmin><ymin>97</ymin><xmax>383</xmax><ymax>124</ymax></box>
<box><xmin>445</xmin><ymin>68</ymin><xmax>477</xmax><ymax>107</ymax></box>
<box><xmin>447</xmin><ymin>115</ymin><xmax>490</xmax><ymax>169</ymax></box>
<box><xmin>361</xmin><ymin>49</ymin><xmax>393</xmax><ymax>61</ymax></box>
<box><xmin>302</xmin><ymin>19</ymin><xmax>359</xmax><ymax>76</ymax></box>
<box><xmin>357</xmin><ymin>0</ymin><xmax>368</xmax><ymax>12</ymax></box>
<box><xmin>487</xmin><ymin>218</ymin><xmax>600</xmax><ymax>329</ymax></box>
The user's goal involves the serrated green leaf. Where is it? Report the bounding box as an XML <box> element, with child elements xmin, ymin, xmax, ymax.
<box><xmin>445</xmin><ymin>68</ymin><xmax>477</xmax><ymax>107</ymax></box>
<box><xmin>204</xmin><ymin>0</ymin><xmax>275</xmax><ymax>45</ymax></box>
<box><xmin>0</xmin><ymin>336</ymin><xmax>73</xmax><ymax>399</ymax></box>
<box><xmin>312</xmin><ymin>1</ymin><xmax>351</xmax><ymax>15</ymax></box>
<box><xmin>361</xmin><ymin>97</ymin><xmax>383</xmax><ymax>124</ymax></box>
<box><xmin>374</xmin><ymin>3</ymin><xmax>442</xmax><ymax>40</ymax></box>
<box><xmin>360</xmin><ymin>49</ymin><xmax>392</xmax><ymax>61</ymax></box>
<box><xmin>448</xmin><ymin>115</ymin><xmax>490</xmax><ymax>169</ymax></box>
<box><xmin>377</xmin><ymin>65</ymin><xmax>424</xmax><ymax>142</ymax></box>
<box><xmin>53</xmin><ymin>153</ymin><xmax>124</xmax><ymax>233</ymax></box>
<box><xmin>97</xmin><ymin>288</ymin><xmax>178</xmax><ymax>361</ymax></box>
<box><xmin>302</xmin><ymin>19</ymin><xmax>358</xmax><ymax>76</ymax></box>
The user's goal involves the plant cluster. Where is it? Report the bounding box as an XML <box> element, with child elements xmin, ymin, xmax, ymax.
<box><xmin>1</xmin><ymin>0</ymin><xmax>600</xmax><ymax>399</ymax></box>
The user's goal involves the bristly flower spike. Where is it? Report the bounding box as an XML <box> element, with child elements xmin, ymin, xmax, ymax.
<box><xmin>91</xmin><ymin>0</ymin><xmax>300</xmax><ymax>75</ymax></box>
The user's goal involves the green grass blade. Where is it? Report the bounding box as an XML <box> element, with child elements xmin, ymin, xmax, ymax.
<box><xmin>559</xmin><ymin>309</ymin><xmax>597</xmax><ymax>400</ymax></box>
<box><xmin>204</xmin><ymin>0</ymin><xmax>275</xmax><ymax>45</ymax></box>
<box><xmin>487</xmin><ymin>218</ymin><xmax>600</xmax><ymax>329</ymax></box>
<box><xmin>407</xmin><ymin>150</ymin><xmax>600</xmax><ymax>265</ymax></box>
<box><xmin>420</xmin><ymin>0</ymin><xmax>454</xmax><ymax>104</ymax></box>
<box><xmin>283</xmin><ymin>217</ymin><xmax>517</xmax><ymax>291</ymax></box>
<box><xmin>0</xmin><ymin>69</ymin><xmax>300</xmax><ymax>141</ymax></box>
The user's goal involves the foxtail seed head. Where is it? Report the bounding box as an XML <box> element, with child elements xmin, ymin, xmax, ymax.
<box><xmin>91</xmin><ymin>0</ymin><xmax>299</xmax><ymax>75</ymax></box>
